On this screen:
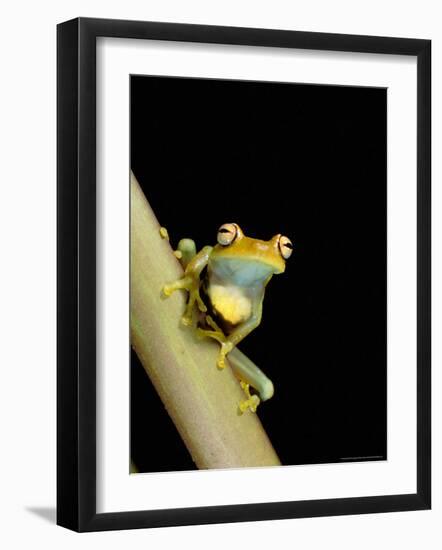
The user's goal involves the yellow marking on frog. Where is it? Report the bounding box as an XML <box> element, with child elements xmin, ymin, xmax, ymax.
<box><xmin>208</xmin><ymin>284</ymin><xmax>252</xmax><ymax>325</ymax></box>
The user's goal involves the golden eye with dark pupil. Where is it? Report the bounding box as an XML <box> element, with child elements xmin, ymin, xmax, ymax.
<box><xmin>217</xmin><ymin>223</ymin><xmax>237</xmax><ymax>246</ymax></box>
<box><xmin>279</xmin><ymin>236</ymin><xmax>293</xmax><ymax>259</ymax></box>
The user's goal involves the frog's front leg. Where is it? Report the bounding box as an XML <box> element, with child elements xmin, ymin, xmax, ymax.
<box><xmin>200</xmin><ymin>303</ymin><xmax>263</xmax><ymax>369</ymax></box>
<box><xmin>220</xmin><ymin>302</ymin><xmax>263</xmax><ymax>368</ymax></box>
<box><xmin>196</xmin><ymin>315</ymin><xmax>233</xmax><ymax>369</ymax></box>
<box><xmin>163</xmin><ymin>244</ymin><xmax>212</xmax><ymax>326</ymax></box>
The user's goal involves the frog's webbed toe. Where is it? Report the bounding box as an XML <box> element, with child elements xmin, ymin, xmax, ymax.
<box><xmin>217</xmin><ymin>341</ymin><xmax>234</xmax><ymax>369</ymax></box>
<box><xmin>196</xmin><ymin>329</ymin><xmax>230</xmax><ymax>368</ymax></box>
<box><xmin>197</xmin><ymin>315</ymin><xmax>224</xmax><ymax>341</ymax></box>
<box><xmin>197</xmin><ymin>316</ymin><xmax>234</xmax><ymax>369</ymax></box>
<box><xmin>238</xmin><ymin>381</ymin><xmax>260</xmax><ymax>413</ymax></box>
<box><xmin>163</xmin><ymin>275</ymin><xmax>207</xmax><ymax>326</ymax></box>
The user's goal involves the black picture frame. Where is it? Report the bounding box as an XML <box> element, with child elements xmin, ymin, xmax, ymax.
<box><xmin>57</xmin><ymin>17</ymin><xmax>431</xmax><ymax>532</ymax></box>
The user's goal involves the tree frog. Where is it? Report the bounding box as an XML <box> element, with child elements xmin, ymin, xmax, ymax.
<box><xmin>163</xmin><ymin>223</ymin><xmax>293</xmax><ymax>412</ymax></box>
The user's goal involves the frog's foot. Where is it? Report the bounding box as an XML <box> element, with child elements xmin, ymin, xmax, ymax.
<box><xmin>196</xmin><ymin>320</ymin><xmax>233</xmax><ymax>369</ymax></box>
<box><xmin>197</xmin><ymin>315</ymin><xmax>225</xmax><ymax>341</ymax></box>
<box><xmin>217</xmin><ymin>341</ymin><xmax>233</xmax><ymax>369</ymax></box>
<box><xmin>238</xmin><ymin>381</ymin><xmax>260</xmax><ymax>414</ymax></box>
<box><xmin>163</xmin><ymin>276</ymin><xmax>207</xmax><ymax>326</ymax></box>
<box><xmin>205</xmin><ymin>314</ymin><xmax>227</xmax><ymax>336</ymax></box>
<box><xmin>196</xmin><ymin>326</ymin><xmax>225</xmax><ymax>343</ymax></box>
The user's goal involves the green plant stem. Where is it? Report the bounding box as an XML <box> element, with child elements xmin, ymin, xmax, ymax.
<box><xmin>130</xmin><ymin>172</ymin><xmax>280</xmax><ymax>469</ymax></box>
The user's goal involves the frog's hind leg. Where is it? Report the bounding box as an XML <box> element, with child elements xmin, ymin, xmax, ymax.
<box><xmin>196</xmin><ymin>315</ymin><xmax>234</xmax><ymax>369</ymax></box>
<box><xmin>227</xmin><ymin>347</ymin><xmax>274</xmax><ymax>413</ymax></box>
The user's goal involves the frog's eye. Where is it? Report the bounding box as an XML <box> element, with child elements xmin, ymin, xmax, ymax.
<box><xmin>279</xmin><ymin>236</ymin><xmax>293</xmax><ymax>259</ymax></box>
<box><xmin>217</xmin><ymin>223</ymin><xmax>238</xmax><ymax>246</ymax></box>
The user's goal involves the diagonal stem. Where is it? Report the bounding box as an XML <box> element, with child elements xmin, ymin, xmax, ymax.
<box><xmin>130</xmin><ymin>171</ymin><xmax>280</xmax><ymax>469</ymax></box>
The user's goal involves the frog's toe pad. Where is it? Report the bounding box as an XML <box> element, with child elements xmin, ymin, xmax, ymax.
<box><xmin>239</xmin><ymin>395</ymin><xmax>260</xmax><ymax>414</ymax></box>
<box><xmin>162</xmin><ymin>285</ymin><xmax>172</xmax><ymax>297</ymax></box>
<box><xmin>181</xmin><ymin>315</ymin><xmax>193</xmax><ymax>327</ymax></box>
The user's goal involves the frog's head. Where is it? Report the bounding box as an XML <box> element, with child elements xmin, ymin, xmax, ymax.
<box><xmin>211</xmin><ymin>222</ymin><xmax>293</xmax><ymax>281</ymax></box>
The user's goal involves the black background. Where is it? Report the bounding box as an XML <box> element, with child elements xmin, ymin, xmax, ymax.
<box><xmin>130</xmin><ymin>75</ymin><xmax>387</xmax><ymax>473</ymax></box>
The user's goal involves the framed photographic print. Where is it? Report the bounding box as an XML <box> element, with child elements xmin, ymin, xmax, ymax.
<box><xmin>57</xmin><ymin>17</ymin><xmax>431</xmax><ymax>532</ymax></box>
